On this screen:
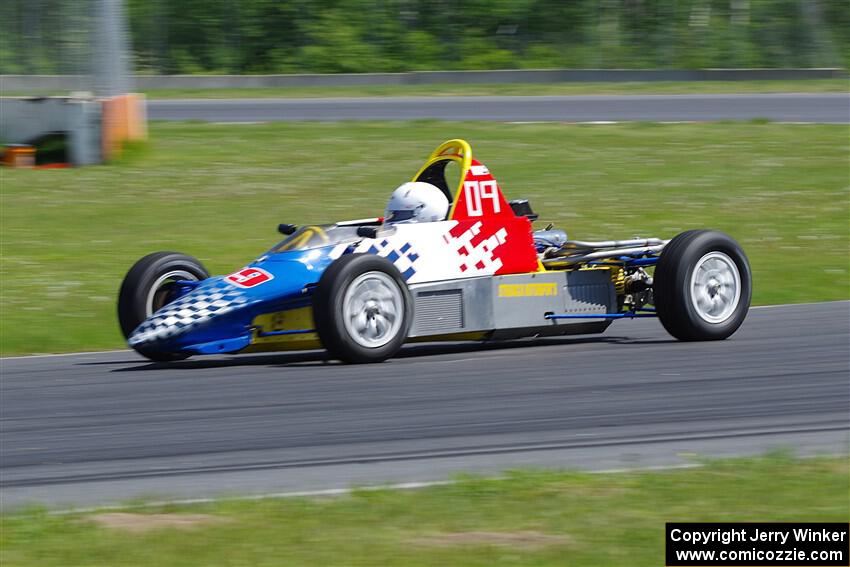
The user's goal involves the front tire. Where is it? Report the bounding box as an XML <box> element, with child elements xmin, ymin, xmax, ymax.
<box><xmin>313</xmin><ymin>254</ymin><xmax>412</xmax><ymax>363</ymax></box>
<box><xmin>654</xmin><ymin>230</ymin><xmax>751</xmax><ymax>341</ymax></box>
<box><xmin>118</xmin><ymin>251</ymin><xmax>209</xmax><ymax>361</ymax></box>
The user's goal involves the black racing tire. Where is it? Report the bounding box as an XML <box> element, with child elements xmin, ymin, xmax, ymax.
<box><xmin>654</xmin><ymin>230</ymin><xmax>751</xmax><ymax>341</ymax></box>
<box><xmin>117</xmin><ymin>251</ymin><xmax>210</xmax><ymax>361</ymax></box>
<box><xmin>313</xmin><ymin>254</ymin><xmax>413</xmax><ymax>364</ymax></box>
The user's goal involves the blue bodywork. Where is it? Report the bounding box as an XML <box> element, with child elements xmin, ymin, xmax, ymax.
<box><xmin>128</xmin><ymin>246</ymin><xmax>342</xmax><ymax>356</ymax></box>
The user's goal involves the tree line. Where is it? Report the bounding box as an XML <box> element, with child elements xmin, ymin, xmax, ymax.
<box><xmin>2</xmin><ymin>0</ymin><xmax>848</xmax><ymax>75</ymax></box>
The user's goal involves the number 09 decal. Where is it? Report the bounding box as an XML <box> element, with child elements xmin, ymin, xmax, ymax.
<box><xmin>226</xmin><ymin>267</ymin><xmax>274</xmax><ymax>288</ymax></box>
<box><xmin>463</xmin><ymin>180</ymin><xmax>501</xmax><ymax>217</ymax></box>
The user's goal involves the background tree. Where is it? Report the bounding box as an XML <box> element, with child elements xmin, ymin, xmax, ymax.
<box><xmin>1</xmin><ymin>0</ymin><xmax>847</xmax><ymax>74</ymax></box>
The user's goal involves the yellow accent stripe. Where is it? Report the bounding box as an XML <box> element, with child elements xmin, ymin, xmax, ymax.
<box><xmin>248</xmin><ymin>307</ymin><xmax>319</xmax><ymax>352</ymax></box>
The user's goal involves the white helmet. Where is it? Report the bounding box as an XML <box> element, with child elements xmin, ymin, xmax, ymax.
<box><xmin>384</xmin><ymin>181</ymin><xmax>449</xmax><ymax>224</ymax></box>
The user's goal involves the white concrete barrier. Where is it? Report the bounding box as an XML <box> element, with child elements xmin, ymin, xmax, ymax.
<box><xmin>0</xmin><ymin>97</ymin><xmax>102</xmax><ymax>165</ymax></box>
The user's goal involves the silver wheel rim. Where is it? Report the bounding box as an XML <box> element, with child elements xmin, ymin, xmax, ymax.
<box><xmin>342</xmin><ymin>271</ymin><xmax>404</xmax><ymax>348</ymax></box>
<box><xmin>689</xmin><ymin>251</ymin><xmax>741</xmax><ymax>324</ymax></box>
<box><xmin>145</xmin><ymin>270</ymin><xmax>198</xmax><ymax>316</ymax></box>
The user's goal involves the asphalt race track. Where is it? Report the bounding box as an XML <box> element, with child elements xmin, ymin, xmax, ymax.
<box><xmin>1</xmin><ymin>301</ymin><xmax>847</xmax><ymax>510</ymax></box>
<box><xmin>147</xmin><ymin>94</ymin><xmax>850</xmax><ymax>123</ymax></box>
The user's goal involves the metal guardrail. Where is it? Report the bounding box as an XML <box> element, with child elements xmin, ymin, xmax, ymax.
<box><xmin>2</xmin><ymin>68</ymin><xmax>846</xmax><ymax>92</ymax></box>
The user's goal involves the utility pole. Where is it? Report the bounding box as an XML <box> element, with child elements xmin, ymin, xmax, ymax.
<box><xmin>93</xmin><ymin>0</ymin><xmax>133</xmax><ymax>96</ymax></box>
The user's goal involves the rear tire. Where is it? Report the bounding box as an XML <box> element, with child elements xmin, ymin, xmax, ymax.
<box><xmin>313</xmin><ymin>254</ymin><xmax>412</xmax><ymax>363</ymax></box>
<box><xmin>654</xmin><ymin>230</ymin><xmax>751</xmax><ymax>341</ymax></box>
<box><xmin>118</xmin><ymin>252</ymin><xmax>209</xmax><ymax>361</ymax></box>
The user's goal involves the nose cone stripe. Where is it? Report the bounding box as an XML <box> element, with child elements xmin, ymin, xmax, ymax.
<box><xmin>128</xmin><ymin>278</ymin><xmax>250</xmax><ymax>346</ymax></box>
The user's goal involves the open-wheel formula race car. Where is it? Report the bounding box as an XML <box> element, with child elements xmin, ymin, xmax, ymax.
<box><xmin>119</xmin><ymin>139</ymin><xmax>751</xmax><ymax>363</ymax></box>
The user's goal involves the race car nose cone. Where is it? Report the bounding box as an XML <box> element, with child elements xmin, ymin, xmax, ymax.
<box><xmin>128</xmin><ymin>278</ymin><xmax>251</xmax><ymax>347</ymax></box>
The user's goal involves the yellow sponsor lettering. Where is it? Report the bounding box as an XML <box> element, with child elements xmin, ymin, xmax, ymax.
<box><xmin>498</xmin><ymin>283</ymin><xmax>558</xmax><ymax>297</ymax></box>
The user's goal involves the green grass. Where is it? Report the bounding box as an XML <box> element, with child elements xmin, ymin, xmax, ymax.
<box><xmin>1</xmin><ymin>454</ymin><xmax>847</xmax><ymax>566</ymax></box>
<box><xmin>1</xmin><ymin>121</ymin><xmax>847</xmax><ymax>355</ymax></box>
<box><xmin>5</xmin><ymin>79</ymin><xmax>848</xmax><ymax>99</ymax></box>
<box><xmin>146</xmin><ymin>79</ymin><xmax>849</xmax><ymax>98</ymax></box>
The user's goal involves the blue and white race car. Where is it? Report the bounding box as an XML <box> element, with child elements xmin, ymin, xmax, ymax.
<box><xmin>119</xmin><ymin>139</ymin><xmax>752</xmax><ymax>363</ymax></box>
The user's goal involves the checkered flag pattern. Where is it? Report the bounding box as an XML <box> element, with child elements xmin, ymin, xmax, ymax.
<box><xmin>363</xmin><ymin>239</ymin><xmax>419</xmax><ymax>280</ymax></box>
<box><xmin>128</xmin><ymin>278</ymin><xmax>249</xmax><ymax>346</ymax></box>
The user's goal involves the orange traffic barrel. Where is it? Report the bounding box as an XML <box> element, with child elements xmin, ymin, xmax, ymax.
<box><xmin>2</xmin><ymin>144</ymin><xmax>36</xmax><ymax>168</ymax></box>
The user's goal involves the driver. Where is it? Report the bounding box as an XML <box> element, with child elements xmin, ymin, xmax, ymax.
<box><xmin>384</xmin><ymin>182</ymin><xmax>449</xmax><ymax>224</ymax></box>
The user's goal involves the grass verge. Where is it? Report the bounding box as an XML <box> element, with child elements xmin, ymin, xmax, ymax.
<box><xmin>1</xmin><ymin>454</ymin><xmax>847</xmax><ymax>566</ymax></box>
<box><xmin>5</xmin><ymin>79</ymin><xmax>848</xmax><ymax>99</ymax></box>
<box><xmin>142</xmin><ymin>79</ymin><xmax>850</xmax><ymax>98</ymax></box>
<box><xmin>1</xmin><ymin>121</ymin><xmax>847</xmax><ymax>355</ymax></box>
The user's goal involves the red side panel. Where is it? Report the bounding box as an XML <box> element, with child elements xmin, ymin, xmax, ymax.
<box><xmin>449</xmin><ymin>158</ymin><xmax>539</xmax><ymax>275</ymax></box>
<box><xmin>450</xmin><ymin>158</ymin><xmax>515</xmax><ymax>221</ymax></box>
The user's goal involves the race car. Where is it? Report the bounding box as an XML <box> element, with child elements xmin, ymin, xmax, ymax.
<box><xmin>118</xmin><ymin>139</ymin><xmax>752</xmax><ymax>363</ymax></box>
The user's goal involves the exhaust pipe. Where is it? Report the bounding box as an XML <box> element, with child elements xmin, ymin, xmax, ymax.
<box><xmin>543</xmin><ymin>242</ymin><xmax>668</xmax><ymax>266</ymax></box>
<box><xmin>558</xmin><ymin>238</ymin><xmax>666</xmax><ymax>250</ymax></box>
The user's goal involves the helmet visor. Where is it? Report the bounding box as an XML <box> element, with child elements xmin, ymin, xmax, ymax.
<box><xmin>384</xmin><ymin>209</ymin><xmax>418</xmax><ymax>223</ymax></box>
